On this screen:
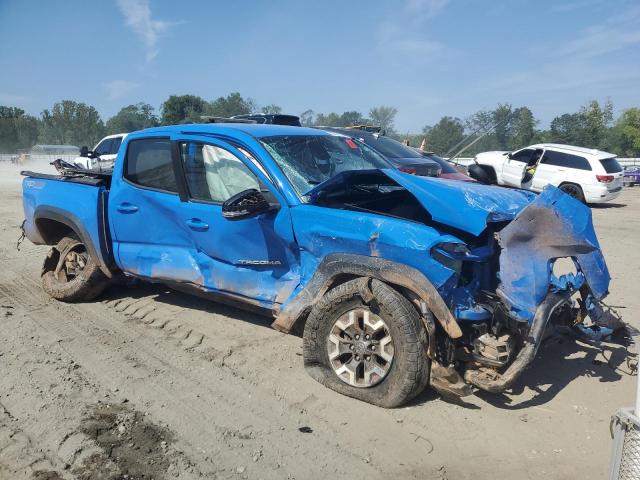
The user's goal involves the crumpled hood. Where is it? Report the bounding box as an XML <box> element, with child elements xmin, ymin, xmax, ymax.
<box><xmin>382</xmin><ymin>169</ymin><xmax>535</xmax><ymax>235</ymax></box>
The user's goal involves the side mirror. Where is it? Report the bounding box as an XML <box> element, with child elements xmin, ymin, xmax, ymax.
<box><xmin>506</xmin><ymin>152</ymin><xmax>513</xmax><ymax>159</ymax></box>
<box><xmin>222</xmin><ymin>188</ymin><xmax>278</xmax><ymax>220</ymax></box>
<box><xmin>80</xmin><ymin>146</ymin><xmax>89</xmax><ymax>157</ymax></box>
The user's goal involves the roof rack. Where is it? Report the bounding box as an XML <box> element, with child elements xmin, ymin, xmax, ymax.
<box><xmin>200</xmin><ymin>116</ymin><xmax>256</xmax><ymax>124</ymax></box>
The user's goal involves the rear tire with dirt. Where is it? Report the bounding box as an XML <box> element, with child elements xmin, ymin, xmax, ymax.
<box><xmin>303</xmin><ymin>278</ymin><xmax>430</xmax><ymax>408</ymax></box>
<box><xmin>42</xmin><ymin>235</ymin><xmax>110</xmax><ymax>302</ymax></box>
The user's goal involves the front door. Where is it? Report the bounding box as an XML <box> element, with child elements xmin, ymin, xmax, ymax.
<box><xmin>173</xmin><ymin>136</ymin><xmax>300</xmax><ymax>306</ymax></box>
<box><xmin>501</xmin><ymin>148</ymin><xmax>533</xmax><ymax>187</ymax></box>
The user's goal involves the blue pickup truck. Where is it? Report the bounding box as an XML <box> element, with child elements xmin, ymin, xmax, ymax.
<box><xmin>21</xmin><ymin>123</ymin><xmax>615</xmax><ymax>407</ymax></box>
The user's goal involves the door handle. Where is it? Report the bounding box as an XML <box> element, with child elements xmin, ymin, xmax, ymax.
<box><xmin>117</xmin><ymin>202</ymin><xmax>139</xmax><ymax>213</ymax></box>
<box><xmin>186</xmin><ymin>218</ymin><xmax>209</xmax><ymax>232</ymax></box>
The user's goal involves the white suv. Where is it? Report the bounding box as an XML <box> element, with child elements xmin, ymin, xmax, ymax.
<box><xmin>73</xmin><ymin>133</ymin><xmax>127</xmax><ymax>170</ymax></box>
<box><xmin>473</xmin><ymin>143</ymin><xmax>624</xmax><ymax>203</ymax></box>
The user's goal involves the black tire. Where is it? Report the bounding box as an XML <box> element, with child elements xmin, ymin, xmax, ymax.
<box><xmin>303</xmin><ymin>278</ymin><xmax>431</xmax><ymax>408</ymax></box>
<box><xmin>42</xmin><ymin>235</ymin><xmax>109</xmax><ymax>302</ymax></box>
<box><xmin>467</xmin><ymin>164</ymin><xmax>497</xmax><ymax>185</ymax></box>
<box><xmin>558</xmin><ymin>182</ymin><xmax>585</xmax><ymax>203</ymax></box>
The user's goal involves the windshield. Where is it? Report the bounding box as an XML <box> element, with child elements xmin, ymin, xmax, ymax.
<box><xmin>260</xmin><ymin>135</ymin><xmax>390</xmax><ymax>196</ymax></box>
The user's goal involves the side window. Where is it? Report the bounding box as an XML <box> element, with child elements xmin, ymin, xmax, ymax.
<box><xmin>179</xmin><ymin>142</ymin><xmax>260</xmax><ymax>203</ymax></box>
<box><xmin>510</xmin><ymin>149</ymin><xmax>533</xmax><ymax>162</ymax></box>
<box><xmin>94</xmin><ymin>139</ymin><xmax>113</xmax><ymax>156</ymax></box>
<box><xmin>124</xmin><ymin>138</ymin><xmax>178</xmax><ymax>192</ymax></box>
<box><xmin>110</xmin><ymin>137</ymin><xmax>123</xmax><ymax>155</ymax></box>
<box><xmin>541</xmin><ymin>151</ymin><xmax>592</xmax><ymax>171</ymax></box>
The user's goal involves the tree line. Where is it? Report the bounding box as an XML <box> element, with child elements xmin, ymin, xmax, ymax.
<box><xmin>1</xmin><ymin>93</ymin><xmax>639</xmax><ymax>158</ymax></box>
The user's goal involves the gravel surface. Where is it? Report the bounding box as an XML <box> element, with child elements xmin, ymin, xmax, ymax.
<box><xmin>0</xmin><ymin>162</ymin><xmax>638</xmax><ymax>479</ymax></box>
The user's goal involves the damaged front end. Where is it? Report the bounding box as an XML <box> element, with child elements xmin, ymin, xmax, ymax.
<box><xmin>298</xmin><ymin>169</ymin><xmax>620</xmax><ymax>397</ymax></box>
<box><xmin>435</xmin><ymin>186</ymin><xmax>618</xmax><ymax>394</ymax></box>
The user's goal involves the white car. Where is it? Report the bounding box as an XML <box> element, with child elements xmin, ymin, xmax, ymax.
<box><xmin>73</xmin><ymin>133</ymin><xmax>127</xmax><ymax>170</ymax></box>
<box><xmin>472</xmin><ymin>143</ymin><xmax>624</xmax><ymax>203</ymax></box>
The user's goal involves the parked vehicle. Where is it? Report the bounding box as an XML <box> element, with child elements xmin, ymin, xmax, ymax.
<box><xmin>471</xmin><ymin>143</ymin><xmax>624</xmax><ymax>203</ymax></box>
<box><xmin>623</xmin><ymin>166</ymin><xmax>640</xmax><ymax>187</ymax></box>
<box><xmin>21</xmin><ymin>123</ymin><xmax>617</xmax><ymax>407</ymax></box>
<box><xmin>231</xmin><ymin>113</ymin><xmax>301</xmax><ymax>126</ymax></box>
<box><xmin>73</xmin><ymin>133</ymin><xmax>128</xmax><ymax>170</ymax></box>
<box><xmin>412</xmin><ymin>148</ymin><xmax>475</xmax><ymax>182</ymax></box>
<box><xmin>319</xmin><ymin>127</ymin><xmax>442</xmax><ymax>178</ymax></box>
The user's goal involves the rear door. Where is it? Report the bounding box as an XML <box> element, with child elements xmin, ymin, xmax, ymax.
<box><xmin>109</xmin><ymin>136</ymin><xmax>200</xmax><ymax>282</ymax></box>
<box><xmin>501</xmin><ymin>148</ymin><xmax>532</xmax><ymax>186</ymax></box>
<box><xmin>532</xmin><ymin>150</ymin><xmax>592</xmax><ymax>191</ymax></box>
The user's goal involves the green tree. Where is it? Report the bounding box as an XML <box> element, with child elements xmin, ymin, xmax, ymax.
<box><xmin>548</xmin><ymin>99</ymin><xmax>614</xmax><ymax>149</ymax></box>
<box><xmin>369</xmin><ymin>106</ymin><xmax>398</xmax><ymax>133</ymax></box>
<box><xmin>0</xmin><ymin>106</ymin><xmax>39</xmax><ymax>152</ymax></box>
<box><xmin>261</xmin><ymin>104</ymin><xmax>282</xmax><ymax>114</ymax></box>
<box><xmin>580</xmin><ymin>99</ymin><xmax>613</xmax><ymax>149</ymax></box>
<box><xmin>161</xmin><ymin>95</ymin><xmax>209</xmax><ymax>124</ymax></box>
<box><xmin>609</xmin><ymin>108</ymin><xmax>640</xmax><ymax>156</ymax></box>
<box><xmin>105</xmin><ymin>102</ymin><xmax>158</xmax><ymax>134</ymax></box>
<box><xmin>314</xmin><ymin>111</ymin><xmax>367</xmax><ymax>127</ymax></box>
<box><xmin>510</xmin><ymin>107</ymin><xmax>537</xmax><ymax>149</ymax></box>
<box><xmin>424</xmin><ymin>116</ymin><xmax>465</xmax><ymax>156</ymax></box>
<box><xmin>549</xmin><ymin>113</ymin><xmax>586</xmax><ymax>145</ymax></box>
<box><xmin>340</xmin><ymin>111</ymin><xmax>367</xmax><ymax>126</ymax></box>
<box><xmin>209</xmin><ymin>92</ymin><xmax>256</xmax><ymax>117</ymax></box>
<box><xmin>299</xmin><ymin>109</ymin><xmax>315</xmax><ymax>126</ymax></box>
<box><xmin>492</xmin><ymin>103</ymin><xmax>513</xmax><ymax>150</ymax></box>
<box><xmin>39</xmin><ymin>100</ymin><xmax>104</xmax><ymax>147</ymax></box>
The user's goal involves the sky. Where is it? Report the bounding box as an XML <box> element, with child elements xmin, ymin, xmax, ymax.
<box><xmin>0</xmin><ymin>0</ymin><xmax>639</xmax><ymax>132</ymax></box>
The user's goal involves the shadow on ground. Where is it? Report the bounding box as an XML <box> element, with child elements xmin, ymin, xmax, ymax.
<box><xmin>590</xmin><ymin>202</ymin><xmax>626</xmax><ymax>209</ymax></box>
<box><xmin>99</xmin><ymin>282</ymin><xmax>635</xmax><ymax>410</ymax></box>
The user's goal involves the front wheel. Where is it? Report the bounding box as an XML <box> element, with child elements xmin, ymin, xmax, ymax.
<box><xmin>303</xmin><ymin>278</ymin><xmax>430</xmax><ymax>408</ymax></box>
<box><xmin>42</xmin><ymin>235</ymin><xmax>110</xmax><ymax>302</ymax></box>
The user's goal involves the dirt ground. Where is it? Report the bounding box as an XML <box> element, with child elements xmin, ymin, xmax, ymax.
<box><xmin>0</xmin><ymin>161</ymin><xmax>638</xmax><ymax>480</ymax></box>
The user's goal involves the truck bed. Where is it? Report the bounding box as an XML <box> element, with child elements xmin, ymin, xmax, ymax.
<box><xmin>21</xmin><ymin>170</ymin><xmax>114</xmax><ymax>277</ymax></box>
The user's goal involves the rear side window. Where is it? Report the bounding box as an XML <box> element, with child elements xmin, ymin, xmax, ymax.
<box><xmin>541</xmin><ymin>151</ymin><xmax>592</xmax><ymax>171</ymax></box>
<box><xmin>124</xmin><ymin>138</ymin><xmax>178</xmax><ymax>192</ymax></box>
<box><xmin>111</xmin><ymin>137</ymin><xmax>123</xmax><ymax>155</ymax></box>
<box><xmin>600</xmin><ymin>157</ymin><xmax>622</xmax><ymax>173</ymax></box>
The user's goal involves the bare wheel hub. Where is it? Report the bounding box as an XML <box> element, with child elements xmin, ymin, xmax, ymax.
<box><xmin>54</xmin><ymin>243</ymin><xmax>88</xmax><ymax>282</ymax></box>
<box><xmin>327</xmin><ymin>308</ymin><xmax>394</xmax><ymax>388</ymax></box>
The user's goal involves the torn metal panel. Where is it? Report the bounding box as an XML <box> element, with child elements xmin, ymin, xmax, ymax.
<box><xmin>381</xmin><ymin>169</ymin><xmax>535</xmax><ymax>236</ymax></box>
<box><xmin>496</xmin><ymin>186</ymin><xmax>610</xmax><ymax>322</ymax></box>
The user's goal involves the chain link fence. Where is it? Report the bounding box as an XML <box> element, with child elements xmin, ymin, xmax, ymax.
<box><xmin>611</xmin><ymin>408</ymin><xmax>640</xmax><ymax>479</ymax></box>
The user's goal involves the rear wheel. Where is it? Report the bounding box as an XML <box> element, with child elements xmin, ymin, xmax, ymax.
<box><xmin>558</xmin><ymin>182</ymin><xmax>585</xmax><ymax>203</ymax></box>
<box><xmin>303</xmin><ymin>278</ymin><xmax>430</xmax><ymax>408</ymax></box>
<box><xmin>42</xmin><ymin>235</ymin><xmax>110</xmax><ymax>302</ymax></box>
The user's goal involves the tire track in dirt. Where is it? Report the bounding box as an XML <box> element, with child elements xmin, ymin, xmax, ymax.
<box><xmin>0</xmin><ymin>266</ymin><xmax>445</xmax><ymax>479</ymax></box>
